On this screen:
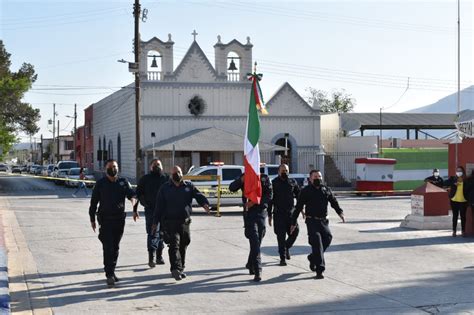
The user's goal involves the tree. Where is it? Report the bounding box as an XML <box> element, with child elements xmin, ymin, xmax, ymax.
<box><xmin>0</xmin><ymin>40</ymin><xmax>40</xmax><ymax>158</ymax></box>
<box><xmin>305</xmin><ymin>87</ymin><xmax>356</xmax><ymax>113</ymax></box>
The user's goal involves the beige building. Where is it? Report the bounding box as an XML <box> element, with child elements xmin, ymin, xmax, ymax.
<box><xmin>93</xmin><ymin>34</ymin><xmax>323</xmax><ymax>181</ymax></box>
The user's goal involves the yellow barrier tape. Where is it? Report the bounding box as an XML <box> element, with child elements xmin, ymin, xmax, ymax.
<box><xmin>4</xmin><ymin>173</ymin><xmax>415</xmax><ymax>197</ymax></box>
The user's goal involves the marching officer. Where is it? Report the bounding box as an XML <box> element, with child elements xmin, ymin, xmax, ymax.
<box><xmin>89</xmin><ymin>159</ymin><xmax>136</xmax><ymax>288</ymax></box>
<box><xmin>268</xmin><ymin>164</ymin><xmax>301</xmax><ymax>266</ymax></box>
<box><xmin>135</xmin><ymin>159</ymin><xmax>169</xmax><ymax>268</ymax></box>
<box><xmin>290</xmin><ymin>169</ymin><xmax>345</xmax><ymax>280</ymax></box>
<box><xmin>152</xmin><ymin>166</ymin><xmax>210</xmax><ymax>281</ymax></box>
<box><xmin>229</xmin><ymin>173</ymin><xmax>272</xmax><ymax>282</ymax></box>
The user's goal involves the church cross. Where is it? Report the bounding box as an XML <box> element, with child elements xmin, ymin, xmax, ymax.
<box><xmin>192</xmin><ymin>30</ymin><xmax>198</xmax><ymax>41</ymax></box>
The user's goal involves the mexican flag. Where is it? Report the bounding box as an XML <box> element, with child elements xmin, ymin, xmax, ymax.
<box><xmin>244</xmin><ymin>71</ymin><xmax>267</xmax><ymax>204</ymax></box>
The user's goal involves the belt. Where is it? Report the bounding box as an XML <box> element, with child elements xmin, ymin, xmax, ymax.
<box><xmin>305</xmin><ymin>215</ymin><xmax>326</xmax><ymax>220</ymax></box>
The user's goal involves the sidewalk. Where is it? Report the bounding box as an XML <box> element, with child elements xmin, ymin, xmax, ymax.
<box><xmin>0</xmin><ymin>211</ymin><xmax>9</xmax><ymax>314</ymax></box>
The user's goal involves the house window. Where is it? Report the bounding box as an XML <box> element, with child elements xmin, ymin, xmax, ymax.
<box><xmin>64</xmin><ymin>140</ymin><xmax>74</xmax><ymax>150</ymax></box>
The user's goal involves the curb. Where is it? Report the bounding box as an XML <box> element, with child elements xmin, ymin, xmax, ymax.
<box><xmin>0</xmin><ymin>212</ymin><xmax>9</xmax><ymax>314</ymax></box>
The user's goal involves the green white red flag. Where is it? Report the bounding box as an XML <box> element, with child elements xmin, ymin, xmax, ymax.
<box><xmin>244</xmin><ymin>68</ymin><xmax>267</xmax><ymax>204</ymax></box>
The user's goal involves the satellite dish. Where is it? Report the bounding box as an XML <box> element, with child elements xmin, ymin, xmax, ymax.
<box><xmin>341</xmin><ymin>117</ymin><xmax>361</xmax><ymax>131</ymax></box>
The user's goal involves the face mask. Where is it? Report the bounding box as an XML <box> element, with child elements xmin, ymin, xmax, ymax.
<box><xmin>433</xmin><ymin>172</ymin><xmax>439</xmax><ymax>177</ymax></box>
<box><xmin>280</xmin><ymin>173</ymin><xmax>288</xmax><ymax>180</ymax></box>
<box><xmin>313</xmin><ymin>178</ymin><xmax>321</xmax><ymax>186</ymax></box>
<box><xmin>106</xmin><ymin>168</ymin><xmax>118</xmax><ymax>177</ymax></box>
<box><xmin>172</xmin><ymin>173</ymin><xmax>182</xmax><ymax>182</ymax></box>
<box><xmin>152</xmin><ymin>166</ymin><xmax>162</xmax><ymax>174</ymax></box>
<box><xmin>456</xmin><ymin>171</ymin><xmax>463</xmax><ymax>177</ymax></box>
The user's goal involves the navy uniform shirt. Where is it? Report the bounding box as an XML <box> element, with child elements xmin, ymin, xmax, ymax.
<box><xmin>136</xmin><ymin>172</ymin><xmax>169</xmax><ymax>209</ymax></box>
<box><xmin>268</xmin><ymin>176</ymin><xmax>300</xmax><ymax>218</ymax></box>
<box><xmin>228</xmin><ymin>174</ymin><xmax>273</xmax><ymax>212</ymax></box>
<box><xmin>153</xmin><ymin>180</ymin><xmax>209</xmax><ymax>224</ymax></box>
<box><xmin>292</xmin><ymin>183</ymin><xmax>343</xmax><ymax>225</ymax></box>
<box><xmin>89</xmin><ymin>176</ymin><xmax>135</xmax><ymax>222</ymax></box>
<box><xmin>424</xmin><ymin>175</ymin><xmax>444</xmax><ymax>188</ymax></box>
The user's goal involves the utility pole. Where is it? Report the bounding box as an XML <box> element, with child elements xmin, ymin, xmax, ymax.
<box><xmin>133</xmin><ymin>0</ymin><xmax>142</xmax><ymax>181</ymax></box>
<box><xmin>52</xmin><ymin>103</ymin><xmax>56</xmax><ymax>164</ymax></box>
<box><xmin>57</xmin><ymin>120</ymin><xmax>60</xmax><ymax>162</ymax></box>
<box><xmin>40</xmin><ymin>134</ymin><xmax>43</xmax><ymax>165</ymax></box>
<box><xmin>73</xmin><ymin>103</ymin><xmax>77</xmax><ymax>161</ymax></box>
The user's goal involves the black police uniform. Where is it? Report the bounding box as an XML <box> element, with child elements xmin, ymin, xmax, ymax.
<box><xmin>136</xmin><ymin>171</ymin><xmax>169</xmax><ymax>261</ymax></box>
<box><xmin>292</xmin><ymin>182</ymin><xmax>343</xmax><ymax>275</ymax></box>
<box><xmin>268</xmin><ymin>175</ymin><xmax>301</xmax><ymax>263</ymax></box>
<box><xmin>89</xmin><ymin>176</ymin><xmax>135</xmax><ymax>279</ymax></box>
<box><xmin>153</xmin><ymin>180</ymin><xmax>209</xmax><ymax>278</ymax></box>
<box><xmin>229</xmin><ymin>174</ymin><xmax>272</xmax><ymax>279</ymax></box>
<box><xmin>424</xmin><ymin>175</ymin><xmax>444</xmax><ymax>188</ymax></box>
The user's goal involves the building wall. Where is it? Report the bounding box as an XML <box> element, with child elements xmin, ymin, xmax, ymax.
<box><xmin>84</xmin><ymin>105</ymin><xmax>94</xmax><ymax>170</ymax></box>
<box><xmin>320</xmin><ymin>113</ymin><xmax>340</xmax><ymax>152</ymax></box>
<box><xmin>93</xmin><ymin>87</ymin><xmax>136</xmax><ymax>180</ymax></box>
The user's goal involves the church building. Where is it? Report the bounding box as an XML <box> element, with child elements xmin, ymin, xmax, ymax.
<box><xmin>92</xmin><ymin>33</ymin><xmax>323</xmax><ymax>181</ymax></box>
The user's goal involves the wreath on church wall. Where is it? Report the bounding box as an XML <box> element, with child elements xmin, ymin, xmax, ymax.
<box><xmin>188</xmin><ymin>95</ymin><xmax>206</xmax><ymax>116</ymax></box>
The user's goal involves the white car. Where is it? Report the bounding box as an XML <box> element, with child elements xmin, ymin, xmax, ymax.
<box><xmin>186</xmin><ymin>163</ymin><xmax>244</xmax><ymax>207</ymax></box>
<box><xmin>65</xmin><ymin>168</ymin><xmax>95</xmax><ymax>188</ymax></box>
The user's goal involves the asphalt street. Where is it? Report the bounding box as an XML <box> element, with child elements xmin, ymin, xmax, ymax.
<box><xmin>1</xmin><ymin>173</ymin><xmax>473</xmax><ymax>314</ymax></box>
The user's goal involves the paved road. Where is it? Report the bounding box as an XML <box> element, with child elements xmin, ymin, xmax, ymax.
<box><xmin>1</xmin><ymin>173</ymin><xmax>474</xmax><ymax>314</ymax></box>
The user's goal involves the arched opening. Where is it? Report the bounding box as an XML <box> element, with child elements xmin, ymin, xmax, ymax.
<box><xmin>226</xmin><ymin>51</ymin><xmax>241</xmax><ymax>82</ymax></box>
<box><xmin>117</xmin><ymin>133</ymin><xmax>121</xmax><ymax>168</ymax></box>
<box><xmin>98</xmin><ymin>138</ymin><xmax>102</xmax><ymax>169</ymax></box>
<box><xmin>102</xmin><ymin>137</ymin><xmax>106</xmax><ymax>161</ymax></box>
<box><xmin>275</xmin><ymin>136</ymin><xmax>293</xmax><ymax>170</ymax></box>
<box><xmin>108</xmin><ymin>140</ymin><xmax>114</xmax><ymax>160</ymax></box>
<box><xmin>147</xmin><ymin>50</ymin><xmax>162</xmax><ymax>81</ymax></box>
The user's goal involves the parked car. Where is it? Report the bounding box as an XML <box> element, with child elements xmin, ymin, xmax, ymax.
<box><xmin>20</xmin><ymin>165</ymin><xmax>28</xmax><ymax>173</ymax></box>
<box><xmin>11</xmin><ymin>165</ymin><xmax>21</xmax><ymax>173</ymax></box>
<box><xmin>35</xmin><ymin>166</ymin><xmax>46</xmax><ymax>176</ymax></box>
<box><xmin>54</xmin><ymin>169</ymin><xmax>70</xmax><ymax>185</ymax></box>
<box><xmin>28</xmin><ymin>165</ymin><xmax>40</xmax><ymax>175</ymax></box>
<box><xmin>52</xmin><ymin>161</ymin><xmax>80</xmax><ymax>184</ymax></box>
<box><xmin>41</xmin><ymin>164</ymin><xmax>55</xmax><ymax>178</ymax></box>
<box><xmin>0</xmin><ymin>163</ymin><xmax>8</xmax><ymax>172</ymax></box>
<box><xmin>65</xmin><ymin>168</ymin><xmax>95</xmax><ymax>188</ymax></box>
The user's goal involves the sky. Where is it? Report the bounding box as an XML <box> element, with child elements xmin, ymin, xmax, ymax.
<box><xmin>1</xmin><ymin>0</ymin><xmax>473</xmax><ymax>143</ymax></box>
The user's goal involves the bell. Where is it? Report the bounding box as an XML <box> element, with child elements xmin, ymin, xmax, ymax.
<box><xmin>228</xmin><ymin>58</ymin><xmax>238</xmax><ymax>71</ymax></box>
<box><xmin>151</xmin><ymin>56</ymin><xmax>158</xmax><ymax>68</ymax></box>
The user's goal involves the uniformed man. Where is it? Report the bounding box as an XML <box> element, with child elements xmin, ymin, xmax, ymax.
<box><xmin>89</xmin><ymin>159</ymin><xmax>136</xmax><ymax>288</ymax></box>
<box><xmin>135</xmin><ymin>159</ymin><xmax>169</xmax><ymax>268</ymax></box>
<box><xmin>152</xmin><ymin>166</ymin><xmax>210</xmax><ymax>281</ymax></box>
<box><xmin>229</xmin><ymin>173</ymin><xmax>272</xmax><ymax>282</ymax></box>
<box><xmin>290</xmin><ymin>169</ymin><xmax>345</xmax><ymax>280</ymax></box>
<box><xmin>424</xmin><ymin>168</ymin><xmax>444</xmax><ymax>188</ymax></box>
<box><xmin>268</xmin><ymin>164</ymin><xmax>301</xmax><ymax>266</ymax></box>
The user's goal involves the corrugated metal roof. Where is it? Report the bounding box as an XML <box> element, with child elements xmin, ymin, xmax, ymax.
<box><xmin>341</xmin><ymin>113</ymin><xmax>457</xmax><ymax>130</ymax></box>
<box><xmin>142</xmin><ymin>127</ymin><xmax>286</xmax><ymax>152</ymax></box>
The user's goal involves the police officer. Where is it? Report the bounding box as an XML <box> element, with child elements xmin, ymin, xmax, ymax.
<box><xmin>424</xmin><ymin>168</ymin><xmax>444</xmax><ymax>188</ymax></box>
<box><xmin>89</xmin><ymin>159</ymin><xmax>136</xmax><ymax>288</ymax></box>
<box><xmin>290</xmin><ymin>169</ymin><xmax>345</xmax><ymax>280</ymax></box>
<box><xmin>268</xmin><ymin>164</ymin><xmax>301</xmax><ymax>266</ymax></box>
<box><xmin>135</xmin><ymin>159</ymin><xmax>169</xmax><ymax>268</ymax></box>
<box><xmin>152</xmin><ymin>166</ymin><xmax>210</xmax><ymax>281</ymax></box>
<box><xmin>229</xmin><ymin>173</ymin><xmax>272</xmax><ymax>282</ymax></box>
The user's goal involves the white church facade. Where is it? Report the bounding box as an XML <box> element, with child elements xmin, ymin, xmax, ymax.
<box><xmin>93</xmin><ymin>33</ymin><xmax>323</xmax><ymax>181</ymax></box>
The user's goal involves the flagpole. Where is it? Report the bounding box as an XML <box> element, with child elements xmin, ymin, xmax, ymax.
<box><xmin>455</xmin><ymin>0</ymin><xmax>460</xmax><ymax>168</ymax></box>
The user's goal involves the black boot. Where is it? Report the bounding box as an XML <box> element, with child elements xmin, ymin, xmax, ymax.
<box><xmin>148</xmin><ymin>251</ymin><xmax>156</xmax><ymax>268</ymax></box>
<box><xmin>253</xmin><ymin>270</ymin><xmax>262</xmax><ymax>282</ymax></box>
<box><xmin>156</xmin><ymin>250</ymin><xmax>165</xmax><ymax>265</ymax></box>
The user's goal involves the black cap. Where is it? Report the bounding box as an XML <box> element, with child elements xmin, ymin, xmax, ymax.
<box><xmin>433</xmin><ymin>168</ymin><xmax>439</xmax><ymax>172</ymax></box>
